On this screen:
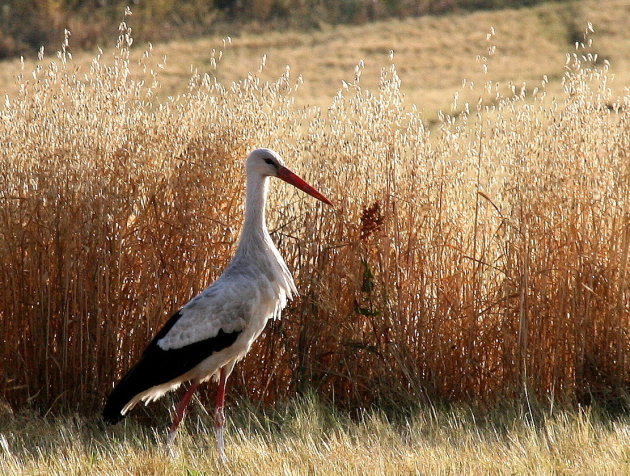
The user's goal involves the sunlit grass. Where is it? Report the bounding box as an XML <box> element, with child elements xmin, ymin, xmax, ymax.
<box><xmin>1</xmin><ymin>1</ymin><xmax>628</xmax><ymax>118</ymax></box>
<box><xmin>1</xmin><ymin>397</ymin><xmax>629</xmax><ymax>475</ymax></box>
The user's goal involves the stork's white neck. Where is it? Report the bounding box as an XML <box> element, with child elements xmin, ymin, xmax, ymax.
<box><xmin>238</xmin><ymin>172</ymin><xmax>270</xmax><ymax>249</ymax></box>
<box><xmin>231</xmin><ymin>169</ymin><xmax>299</xmax><ymax>302</ymax></box>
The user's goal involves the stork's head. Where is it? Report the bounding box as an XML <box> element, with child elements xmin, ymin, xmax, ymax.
<box><xmin>245</xmin><ymin>148</ymin><xmax>286</xmax><ymax>177</ymax></box>
<box><xmin>245</xmin><ymin>148</ymin><xmax>333</xmax><ymax>206</ymax></box>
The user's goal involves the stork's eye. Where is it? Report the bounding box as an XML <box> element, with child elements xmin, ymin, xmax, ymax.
<box><xmin>264</xmin><ymin>158</ymin><xmax>275</xmax><ymax>166</ymax></box>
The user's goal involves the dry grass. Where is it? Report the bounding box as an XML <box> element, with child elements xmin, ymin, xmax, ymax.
<box><xmin>1</xmin><ymin>1</ymin><xmax>629</xmax><ymax>118</ymax></box>
<box><xmin>0</xmin><ymin>1</ymin><xmax>628</xmax><ymax>417</ymax></box>
<box><xmin>1</xmin><ymin>398</ymin><xmax>629</xmax><ymax>475</ymax></box>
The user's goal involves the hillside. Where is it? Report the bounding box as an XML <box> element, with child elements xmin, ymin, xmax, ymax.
<box><xmin>0</xmin><ymin>0</ymin><xmax>628</xmax><ymax>120</ymax></box>
<box><xmin>0</xmin><ymin>0</ymin><xmax>578</xmax><ymax>58</ymax></box>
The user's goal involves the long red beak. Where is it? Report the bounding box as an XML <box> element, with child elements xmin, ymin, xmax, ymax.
<box><xmin>276</xmin><ymin>166</ymin><xmax>333</xmax><ymax>206</ymax></box>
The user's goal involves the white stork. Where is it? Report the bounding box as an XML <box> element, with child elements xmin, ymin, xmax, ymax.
<box><xmin>103</xmin><ymin>148</ymin><xmax>332</xmax><ymax>457</ymax></box>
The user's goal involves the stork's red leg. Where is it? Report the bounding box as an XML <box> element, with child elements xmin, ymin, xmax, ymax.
<box><xmin>214</xmin><ymin>367</ymin><xmax>227</xmax><ymax>426</ymax></box>
<box><xmin>166</xmin><ymin>381</ymin><xmax>200</xmax><ymax>445</ymax></box>
<box><xmin>214</xmin><ymin>367</ymin><xmax>228</xmax><ymax>460</ymax></box>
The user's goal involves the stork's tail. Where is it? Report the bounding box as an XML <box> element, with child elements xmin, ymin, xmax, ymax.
<box><xmin>102</xmin><ymin>362</ymin><xmax>151</xmax><ymax>424</ymax></box>
<box><xmin>103</xmin><ymin>374</ymin><xmax>137</xmax><ymax>424</ymax></box>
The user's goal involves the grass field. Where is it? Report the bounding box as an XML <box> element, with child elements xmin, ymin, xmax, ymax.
<box><xmin>1</xmin><ymin>1</ymin><xmax>629</xmax><ymax>119</ymax></box>
<box><xmin>2</xmin><ymin>397</ymin><xmax>630</xmax><ymax>475</ymax></box>
<box><xmin>0</xmin><ymin>0</ymin><xmax>629</xmax><ymax>473</ymax></box>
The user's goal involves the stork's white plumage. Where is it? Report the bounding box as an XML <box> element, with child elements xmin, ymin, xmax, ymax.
<box><xmin>103</xmin><ymin>149</ymin><xmax>332</xmax><ymax>458</ymax></box>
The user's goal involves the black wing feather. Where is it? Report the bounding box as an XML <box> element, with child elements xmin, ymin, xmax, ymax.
<box><xmin>103</xmin><ymin>310</ymin><xmax>240</xmax><ymax>424</ymax></box>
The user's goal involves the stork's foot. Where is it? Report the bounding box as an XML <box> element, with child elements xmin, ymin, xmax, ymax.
<box><xmin>165</xmin><ymin>428</ymin><xmax>178</xmax><ymax>447</ymax></box>
<box><xmin>164</xmin><ymin>430</ymin><xmax>179</xmax><ymax>457</ymax></box>
<box><xmin>215</xmin><ymin>425</ymin><xmax>227</xmax><ymax>462</ymax></box>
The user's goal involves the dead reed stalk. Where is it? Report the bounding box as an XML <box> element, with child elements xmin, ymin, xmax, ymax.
<box><xmin>0</xmin><ymin>21</ymin><xmax>628</xmax><ymax>413</ymax></box>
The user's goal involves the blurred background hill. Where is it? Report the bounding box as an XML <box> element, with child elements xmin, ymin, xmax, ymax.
<box><xmin>0</xmin><ymin>1</ymin><xmax>626</xmax><ymax>120</ymax></box>
<box><xmin>0</xmin><ymin>0</ymin><xmax>567</xmax><ymax>59</ymax></box>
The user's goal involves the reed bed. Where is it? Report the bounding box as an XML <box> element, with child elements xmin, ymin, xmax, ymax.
<box><xmin>0</xmin><ymin>18</ymin><xmax>628</xmax><ymax>414</ymax></box>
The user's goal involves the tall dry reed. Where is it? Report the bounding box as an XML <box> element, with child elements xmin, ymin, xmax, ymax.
<box><xmin>0</xmin><ymin>18</ymin><xmax>628</xmax><ymax>413</ymax></box>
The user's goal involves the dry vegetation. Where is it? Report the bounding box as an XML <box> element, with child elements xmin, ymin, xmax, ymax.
<box><xmin>0</xmin><ymin>0</ymin><xmax>566</xmax><ymax>58</ymax></box>
<box><xmin>0</xmin><ymin>2</ymin><xmax>629</xmax><ymax>474</ymax></box>
<box><xmin>2</xmin><ymin>397</ymin><xmax>630</xmax><ymax>474</ymax></box>
<box><xmin>0</xmin><ymin>0</ymin><xmax>628</xmax><ymax>430</ymax></box>
<box><xmin>2</xmin><ymin>1</ymin><xmax>629</xmax><ymax>118</ymax></box>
